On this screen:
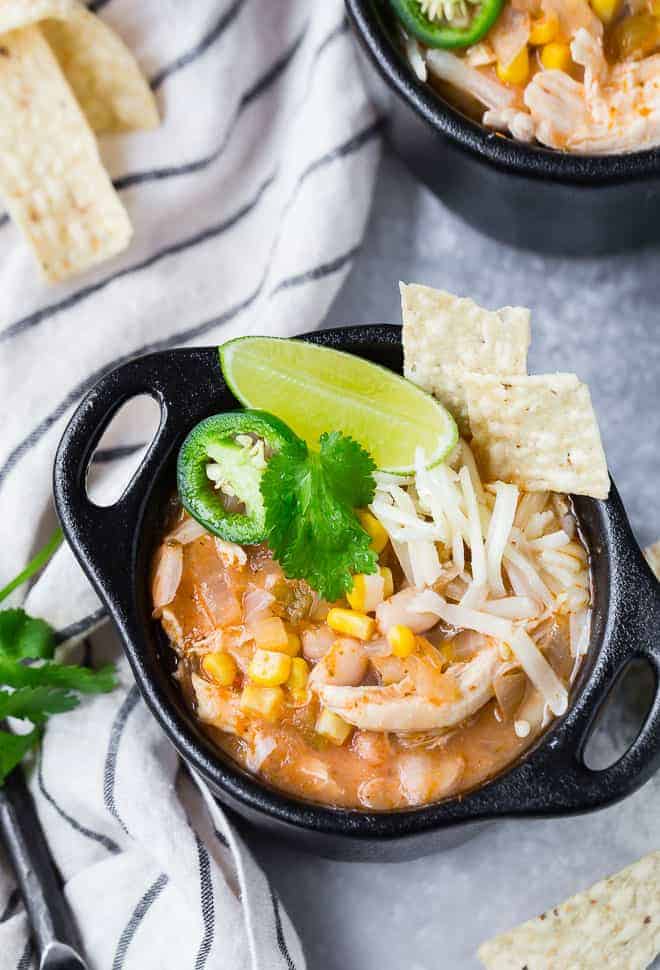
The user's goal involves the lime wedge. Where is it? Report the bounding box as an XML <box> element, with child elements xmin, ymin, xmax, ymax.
<box><xmin>219</xmin><ymin>336</ymin><xmax>458</xmax><ymax>474</ymax></box>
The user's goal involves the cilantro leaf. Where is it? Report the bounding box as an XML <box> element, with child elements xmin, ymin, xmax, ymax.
<box><xmin>318</xmin><ymin>432</ymin><xmax>376</xmax><ymax>509</ymax></box>
<box><xmin>0</xmin><ymin>609</ymin><xmax>55</xmax><ymax>661</ymax></box>
<box><xmin>0</xmin><ymin>658</ymin><xmax>117</xmax><ymax>694</ymax></box>
<box><xmin>0</xmin><ymin>530</ymin><xmax>118</xmax><ymax>786</ymax></box>
<box><xmin>0</xmin><ymin>687</ymin><xmax>79</xmax><ymax>724</ymax></box>
<box><xmin>261</xmin><ymin>432</ymin><xmax>378</xmax><ymax>601</ymax></box>
<box><xmin>0</xmin><ymin>728</ymin><xmax>39</xmax><ymax>783</ymax></box>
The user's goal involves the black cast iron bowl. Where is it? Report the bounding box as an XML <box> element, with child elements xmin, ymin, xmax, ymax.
<box><xmin>346</xmin><ymin>0</ymin><xmax>660</xmax><ymax>255</ymax></box>
<box><xmin>53</xmin><ymin>326</ymin><xmax>660</xmax><ymax>862</ymax></box>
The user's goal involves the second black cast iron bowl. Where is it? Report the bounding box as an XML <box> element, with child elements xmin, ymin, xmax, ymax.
<box><xmin>54</xmin><ymin>326</ymin><xmax>660</xmax><ymax>862</ymax></box>
<box><xmin>346</xmin><ymin>0</ymin><xmax>660</xmax><ymax>255</ymax></box>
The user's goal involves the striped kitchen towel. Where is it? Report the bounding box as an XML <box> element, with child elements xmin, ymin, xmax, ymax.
<box><xmin>0</xmin><ymin>0</ymin><xmax>381</xmax><ymax>967</ymax></box>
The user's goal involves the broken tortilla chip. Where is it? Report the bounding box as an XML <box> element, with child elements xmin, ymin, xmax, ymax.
<box><xmin>0</xmin><ymin>0</ymin><xmax>158</xmax><ymax>132</ymax></box>
<box><xmin>478</xmin><ymin>850</ymin><xmax>660</xmax><ymax>970</ymax></box>
<box><xmin>401</xmin><ymin>283</ymin><xmax>530</xmax><ymax>434</ymax></box>
<box><xmin>0</xmin><ymin>0</ymin><xmax>75</xmax><ymax>34</ymax></box>
<box><xmin>42</xmin><ymin>4</ymin><xmax>158</xmax><ymax>133</ymax></box>
<box><xmin>644</xmin><ymin>541</ymin><xmax>660</xmax><ymax>580</ymax></box>
<box><xmin>0</xmin><ymin>25</ymin><xmax>131</xmax><ymax>282</ymax></box>
<box><xmin>464</xmin><ymin>372</ymin><xmax>610</xmax><ymax>499</ymax></box>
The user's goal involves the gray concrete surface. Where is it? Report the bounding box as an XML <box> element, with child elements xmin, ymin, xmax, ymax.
<box><xmin>249</xmin><ymin>148</ymin><xmax>660</xmax><ymax>970</ymax></box>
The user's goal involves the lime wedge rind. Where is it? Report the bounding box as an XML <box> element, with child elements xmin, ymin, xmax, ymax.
<box><xmin>219</xmin><ymin>336</ymin><xmax>458</xmax><ymax>475</ymax></box>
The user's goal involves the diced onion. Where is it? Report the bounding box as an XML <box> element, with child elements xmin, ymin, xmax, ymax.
<box><xmin>245</xmin><ymin>733</ymin><xmax>277</xmax><ymax>772</ymax></box>
<box><xmin>167</xmin><ymin>517</ymin><xmax>207</xmax><ymax>544</ymax></box>
<box><xmin>244</xmin><ymin>587</ymin><xmax>274</xmax><ymax>626</ymax></box>
<box><xmin>215</xmin><ymin>537</ymin><xmax>247</xmax><ymax>566</ymax></box>
<box><xmin>152</xmin><ymin>543</ymin><xmax>183</xmax><ymax>614</ymax></box>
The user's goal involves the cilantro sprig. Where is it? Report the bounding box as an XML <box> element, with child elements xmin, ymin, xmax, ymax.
<box><xmin>0</xmin><ymin>527</ymin><xmax>116</xmax><ymax>783</ymax></box>
<box><xmin>261</xmin><ymin>431</ymin><xmax>379</xmax><ymax>601</ymax></box>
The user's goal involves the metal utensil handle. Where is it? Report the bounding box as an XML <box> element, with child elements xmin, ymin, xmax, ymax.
<box><xmin>0</xmin><ymin>767</ymin><xmax>87</xmax><ymax>969</ymax></box>
<box><xmin>53</xmin><ymin>349</ymin><xmax>222</xmax><ymax>598</ymax></box>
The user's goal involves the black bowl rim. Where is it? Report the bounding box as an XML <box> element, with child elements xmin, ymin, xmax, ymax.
<box><xmin>346</xmin><ymin>0</ymin><xmax>660</xmax><ymax>183</ymax></box>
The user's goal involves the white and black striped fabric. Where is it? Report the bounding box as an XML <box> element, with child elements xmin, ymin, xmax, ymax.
<box><xmin>0</xmin><ymin>1</ymin><xmax>381</xmax><ymax>966</ymax></box>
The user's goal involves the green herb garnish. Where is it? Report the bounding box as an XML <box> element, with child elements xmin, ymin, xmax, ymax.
<box><xmin>0</xmin><ymin>527</ymin><xmax>117</xmax><ymax>783</ymax></box>
<box><xmin>260</xmin><ymin>431</ymin><xmax>379</xmax><ymax>601</ymax></box>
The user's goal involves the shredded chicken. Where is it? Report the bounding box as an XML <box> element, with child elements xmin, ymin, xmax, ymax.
<box><xmin>318</xmin><ymin>648</ymin><xmax>501</xmax><ymax>732</ymax></box>
<box><xmin>523</xmin><ymin>31</ymin><xmax>660</xmax><ymax>153</ymax></box>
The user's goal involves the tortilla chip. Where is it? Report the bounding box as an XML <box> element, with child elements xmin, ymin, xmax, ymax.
<box><xmin>478</xmin><ymin>851</ymin><xmax>660</xmax><ymax>970</ymax></box>
<box><xmin>644</xmin><ymin>541</ymin><xmax>660</xmax><ymax>580</ymax></box>
<box><xmin>0</xmin><ymin>0</ymin><xmax>75</xmax><ymax>34</ymax></box>
<box><xmin>42</xmin><ymin>5</ymin><xmax>158</xmax><ymax>133</ymax></box>
<box><xmin>464</xmin><ymin>372</ymin><xmax>610</xmax><ymax>499</ymax></box>
<box><xmin>0</xmin><ymin>25</ymin><xmax>131</xmax><ymax>282</ymax></box>
<box><xmin>0</xmin><ymin>0</ymin><xmax>158</xmax><ymax>132</ymax></box>
<box><xmin>401</xmin><ymin>283</ymin><xmax>530</xmax><ymax>434</ymax></box>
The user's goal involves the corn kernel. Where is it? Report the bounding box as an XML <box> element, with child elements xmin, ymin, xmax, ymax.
<box><xmin>540</xmin><ymin>41</ymin><xmax>572</xmax><ymax>72</ymax></box>
<box><xmin>589</xmin><ymin>0</ymin><xmax>621</xmax><ymax>23</ymax></box>
<box><xmin>529</xmin><ymin>11</ymin><xmax>559</xmax><ymax>44</ymax></box>
<box><xmin>248</xmin><ymin>648</ymin><xmax>291</xmax><ymax>687</ymax></box>
<box><xmin>347</xmin><ymin>574</ymin><xmax>367</xmax><ymax>612</ymax></box>
<box><xmin>380</xmin><ymin>566</ymin><xmax>394</xmax><ymax>599</ymax></box>
<box><xmin>496</xmin><ymin>46</ymin><xmax>529</xmax><ymax>85</ymax></box>
<box><xmin>202</xmin><ymin>651</ymin><xmax>238</xmax><ymax>687</ymax></box>
<box><xmin>347</xmin><ymin>573</ymin><xmax>385</xmax><ymax>612</ymax></box>
<box><xmin>281</xmin><ymin>627</ymin><xmax>302</xmax><ymax>657</ymax></box>
<box><xmin>356</xmin><ymin>509</ymin><xmax>389</xmax><ymax>554</ymax></box>
<box><xmin>253</xmin><ymin>617</ymin><xmax>289</xmax><ymax>652</ymax></box>
<box><xmin>239</xmin><ymin>684</ymin><xmax>284</xmax><ymax>721</ymax></box>
<box><xmin>288</xmin><ymin>687</ymin><xmax>311</xmax><ymax>708</ymax></box>
<box><xmin>327</xmin><ymin>607</ymin><xmax>375</xmax><ymax>641</ymax></box>
<box><xmin>387</xmin><ymin>624</ymin><xmax>416</xmax><ymax>658</ymax></box>
<box><xmin>287</xmin><ymin>656</ymin><xmax>310</xmax><ymax>690</ymax></box>
<box><xmin>316</xmin><ymin>708</ymin><xmax>352</xmax><ymax>745</ymax></box>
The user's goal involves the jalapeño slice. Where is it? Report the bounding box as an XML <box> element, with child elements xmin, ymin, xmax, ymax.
<box><xmin>389</xmin><ymin>0</ymin><xmax>504</xmax><ymax>49</ymax></box>
<box><xmin>176</xmin><ymin>410</ymin><xmax>299</xmax><ymax>544</ymax></box>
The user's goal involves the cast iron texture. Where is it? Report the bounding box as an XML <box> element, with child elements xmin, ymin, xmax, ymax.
<box><xmin>53</xmin><ymin>327</ymin><xmax>660</xmax><ymax>862</ymax></box>
<box><xmin>346</xmin><ymin>0</ymin><xmax>660</xmax><ymax>255</ymax></box>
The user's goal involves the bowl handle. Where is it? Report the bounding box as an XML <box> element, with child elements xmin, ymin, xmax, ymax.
<box><xmin>504</xmin><ymin>548</ymin><xmax>660</xmax><ymax>815</ymax></box>
<box><xmin>53</xmin><ymin>348</ymin><xmax>220</xmax><ymax>600</ymax></box>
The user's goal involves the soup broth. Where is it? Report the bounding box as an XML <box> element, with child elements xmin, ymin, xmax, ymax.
<box><xmin>152</xmin><ymin>443</ymin><xmax>590</xmax><ymax>811</ymax></box>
